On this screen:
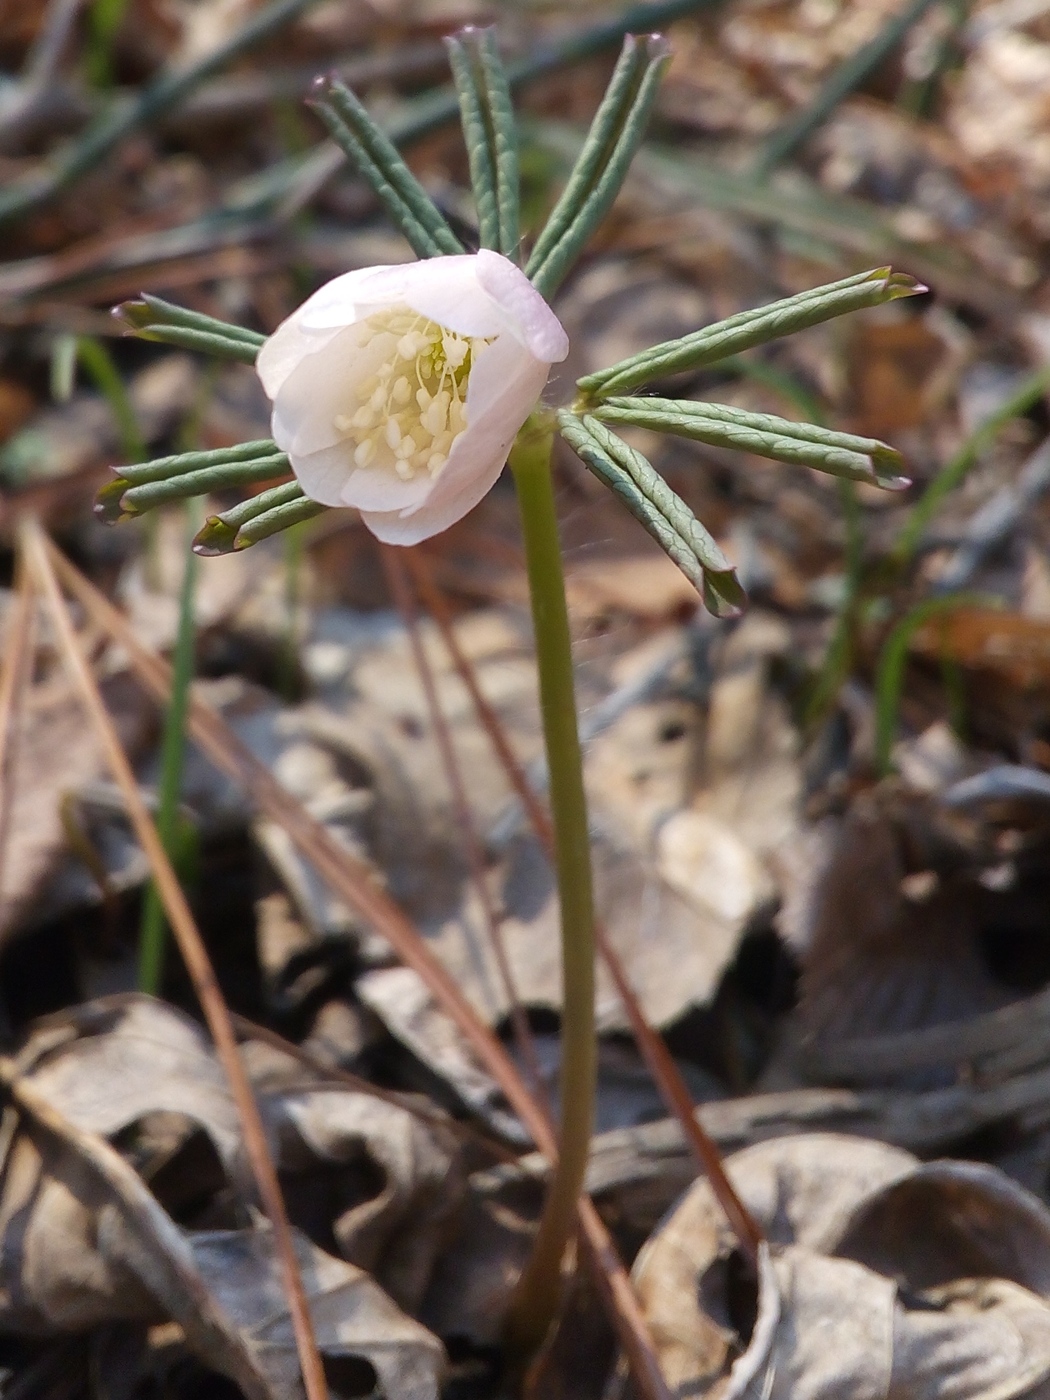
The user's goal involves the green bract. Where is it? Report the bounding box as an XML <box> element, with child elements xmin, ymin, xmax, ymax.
<box><xmin>575</xmin><ymin>267</ymin><xmax>923</xmax><ymax>398</ymax></box>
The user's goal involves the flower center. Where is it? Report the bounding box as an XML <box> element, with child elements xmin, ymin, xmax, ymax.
<box><xmin>334</xmin><ymin>307</ymin><xmax>492</xmax><ymax>481</ymax></box>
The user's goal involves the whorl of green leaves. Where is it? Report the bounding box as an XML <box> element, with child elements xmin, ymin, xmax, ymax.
<box><xmin>577</xmin><ymin>267</ymin><xmax>926</xmax><ymax>398</ymax></box>
<box><xmin>594</xmin><ymin>397</ymin><xmax>910</xmax><ymax>489</ymax></box>
<box><xmin>115</xmin><ymin>295</ymin><xmax>264</xmax><ymax>363</ymax></box>
<box><xmin>446</xmin><ymin>26</ymin><xmax>520</xmax><ymax>259</ymax></box>
<box><xmin>526</xmin><ymin>33</ymin><xmax>670</xmax><ymax>300</ymax></box>
<box><xmin>308</xmin><ymin>75</ymin><xmax>463</xmax><ymax>261</ymax></box>
<box><xmin>557</xmin><ymin>411</ymin><xmax>745</xmax><ymax>618</ymax></box>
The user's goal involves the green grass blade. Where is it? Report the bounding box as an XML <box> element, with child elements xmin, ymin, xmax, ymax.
<box><xmin>0</xmin><ymin>0</ymin><xmax>328</xmax><ymax>230</ymax></box>
<box><xmin>894</xmin><ymin>362</ymin><xmax>1050</xmax><ymax>564</ymax></box>
<box><xmin>75</xmin><ymin>336</ymin><xmax>147</xmax><ymax>464</ymax></box>
<box><xmin>874</xmin><ymin>593</ymin><xmax>986</xmax><ymax>775</ymax></box>
<box><xmin>138</xmin><ymin>506</ymin><xmax>200</xmax><ymax>994</ymax></box>
<box><xmin>754</xmin><ymin>0</ymin><xmax>942</xmax><ymax>178</ymax></box>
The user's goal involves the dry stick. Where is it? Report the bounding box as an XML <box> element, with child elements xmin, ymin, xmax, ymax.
<box><xmin>21</xmin><ymin>521</ymin><xmax>329</xmax><ymax>1400</ymax></box>
<box><xmin>45</xmin><ymin>536</ymin><xmax>674</xmax><ymax>1400</ymax></box>
<box><xmin>0</xmin><ymin>565</ymin><xmax>37</xmax><ymax>898</ymax></box>
<box><xmin>228</xmin><ymin>1011</ymin><xmax>521</xmax><ymax>1166</ymax></box>
<box><xmin>380</xmin><ymin>545</ymin><xmax>550</xmax><ymax>1112</ymax></box>
<box><xmin>406</xmin><ymin>549</ymin><xmax>764</xmax><ymax>1265</ymax></box>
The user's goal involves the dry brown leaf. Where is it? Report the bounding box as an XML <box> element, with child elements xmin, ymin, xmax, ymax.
<box><xmin>777</xmin><ymin>797</ymin><xmax>1005</xmax><ymax>1061</ymax></box>
<box><xmin>630</xmin><ymin>1133</ymin><xmax>1050</xmax><ymax>1399</ymax></box>
<box><xmin>912</xmin><ymin>606</ymin><xmax>1050</xmax><ymax>690</ymax></box>
<box><xmin>0</xmin><ymin>671</ymin><xmax>155</xmax><ymax>941</ymax></box>
<box><xmin>0</xmin><ymin>998</ymin><xmax>449</xmax><ymax>1397</ymax></box>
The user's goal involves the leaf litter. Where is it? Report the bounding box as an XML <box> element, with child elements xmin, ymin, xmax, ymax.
<box><xmin>3</xmin><ymin>0</ymin><xmax>1050</xmax><ymax>1394</ymax></box>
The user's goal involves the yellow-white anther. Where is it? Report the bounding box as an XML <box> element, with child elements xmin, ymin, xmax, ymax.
<box><xmin>331</xmin><ymin>306</ymin><xmax>492</xmax><ymax>484</ymax></box>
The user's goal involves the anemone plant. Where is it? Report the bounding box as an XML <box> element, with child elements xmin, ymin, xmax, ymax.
<box><xmin>99</xmin><ymin>22</ymin><xmax>922</xmax><ymax>1370</ymax></box>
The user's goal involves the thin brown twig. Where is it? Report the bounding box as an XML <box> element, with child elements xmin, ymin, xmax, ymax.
<box><xmin>406</xmin><ymin>548</ymin><xmax>764</xmax><ymax>1265</ymax></box>
<box><xmin>21</xmin><ymin>519</ymin><xmax>329</xmax><ymax>1400</ymax></box>
<box><xmin>380</xmin><ymin>544</ymin><xmax>550</xmax><ymax>1111</ymax></box>
<box><xmin>47</xmin><ymin>535</ymin><xmax>674</xmax><ymax>1400</ymax></box>
<box><xmin>0</xmin><ymin>560</ymin><xmax>37</xmax><ymax>901</ymax></box>
<box><xmin>228</xmin><ymin>1011</ymin><xmax>521</xmax><ymax>1166</ymax></box>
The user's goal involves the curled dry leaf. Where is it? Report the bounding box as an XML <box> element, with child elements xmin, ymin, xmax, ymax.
<box><xmin>629</xmin><ymin>1133</ymin><xmax>1050</xmax><ymax>1400</ymax></box>
<box><xmin>0</xmin><ymin>996</ymin><xmax>450</xmax><ymax>1397</ymax></box>
<box><xmin>776</xmin><ymin>793</ymin><xmax>1006</xmax><ymax>1069</ymax></box>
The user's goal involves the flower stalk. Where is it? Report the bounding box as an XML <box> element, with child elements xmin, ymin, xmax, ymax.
<box><xmin>504</xmin><ymin>414</ymin><xmax>596</xmax><ymax>1358</ymax></box>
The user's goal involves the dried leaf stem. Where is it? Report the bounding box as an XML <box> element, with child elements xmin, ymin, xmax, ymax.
<box><xmin>44</xmin><ymin>534</ymin><xmax>674</xmax><ymax>1400</ymax></box>
<box><xmin>0</xmin><ymin>564</ymin><xmax>37</xmax><ymax>900</ymax></box>
<box><xmin>21</xmin><ymin>520</ymin><xmax>329</xmax><ymax>1400</ymax></box>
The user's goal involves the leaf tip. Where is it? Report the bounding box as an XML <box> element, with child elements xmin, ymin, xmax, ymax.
<box><xmin>885</xmin><ymin>270</ymin><xmax>928</xmax><ymax>300</ymax></box>
<box><xmin>703</xmin><ymin>568</ymin><xmax>747</xmax><ymax>619</ymax></box>
<box><xmin>192</xmin><ymin>518</ymin><xmax>238</xmax><ymax>556</ymax></box>
<box><xmin>94</xmin><ymin>477</ymin><xmax>132</xmax><ymax>524</ymax></box>
<box><xmin>113</xmin><ymin>299</ymin><xmax>150</xmax><ymax>332</ymax></box>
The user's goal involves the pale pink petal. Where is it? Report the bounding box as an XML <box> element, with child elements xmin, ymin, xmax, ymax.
<box><xmin>287</xmin><ymin>263</ymin><xmax>410</xmax><ymax>330</ymax></box>
<box><xmin>258</xmin><ymin>263</ymin><xmax>416</xmax><ymax>396</ymax></box>
<box><xmin>271</xmin><ymin>325</ymin><xmax>387</xmax><ymax>457</ymax></box>
<box><xmin>257</xmin><ymin>319</ymin><xmax>346</xmax><ymax>400</ymax></box>
<box><xmin>257</xmin><ymin>253</ymin><xmax>568</xmax><ymax>543</ymax></box>
<box><xmin>336</xmin><ymin>461</ymin><xmax>434</xmax><ymax>511</ymax></box>
<box><xmin>284</xmin><ymin>439</ymin><xmax>357</xmax><ymax>507</ymax></box>
<box><xmin>475</xmin><ymin>250</ymin><xmax>569</xmax><ymax>362</ymax></box>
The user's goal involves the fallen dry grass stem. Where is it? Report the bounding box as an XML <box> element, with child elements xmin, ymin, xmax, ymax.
<box><xmin>21</xmin><ymin>519</ymin><xmax>330</xmax><ymax>1400</ymax></box>
<box><xmin>0</xmin><ymin>563</ymin><xmax>37</xmax><ymax>901</ymax></box>
<box><xmin>407</xmin><ymin>549</ymin><xmax>764</xmax><ymax>1264</ymax></box>
<box><xmin>44</xmin><ymin>535</ymin><xmax>674</xmax><ymax>1400</ymax></box>
<box><xmin>228</xmin><ymin>1010</ymin><xmax>521</xmax><ymax>1166</ymax></box>
<box><xmin>381</xmin><ymin>544</ymin><xmax>550</xmax><ymax>1111</ymax></box>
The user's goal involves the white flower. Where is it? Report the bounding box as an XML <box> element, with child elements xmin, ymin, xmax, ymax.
<box><xmin>256</xmin><ymin>250</ymin><xmax>569</xmax><ymax>545</ymax></box>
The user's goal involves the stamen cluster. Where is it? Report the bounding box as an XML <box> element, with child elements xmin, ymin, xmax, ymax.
<box><xmin>335</xmin><ymin>308</ymin><xmax>490</xmax><ymax>481</ymax></box>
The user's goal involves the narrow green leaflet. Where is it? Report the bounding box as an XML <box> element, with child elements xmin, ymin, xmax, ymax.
<box><xmin>195</xmin><ymin>480</ymin><xmax>323</xmax><ymax>554</ymax></box>
<box><xmin>557</xmin><ymin>410</ymin><xmax>745</xmax><ymax>617</ymax></box>
<box><xmin>476</xmin><ymin>28</ymin><xmax>520</xmax><ymax>258</ymax></box>
<box><xmin>96</xmin><ymin>443</ymin><xmax>290</xmax><ymax>522</ymax></box>
<box><xmin>116</xmin><ymin>295</ymin><xmax>264</xmax><ymax>364</ymax></box>
<box><xmin>446</xmin><ymin>33</ymin><xmax>501</xmax><ymax>252</ymax></box>
<box><xmin>527</xmin><ymin>34</ymin><xmax>670</xmax><ymax>299</ymax></box>
<box><xmin>578</xmin><ymin>267</ymin><xmax>925</xmax><ymax>398</ymax></box>
<box><xmin>446</xmin><ymin>27</ymin><xmax>520</xmax><ymax>258</ymax></box>
<box><xmin>595</xmin><ymin>396</ymin><xmax>910</xmax><ymax>488</ymax></box>
<box><xmin>113</xmin><ymin>439</ymin><xmax>280</xmax><ymax>487</ymax></box>
<box><xmin>310</xmin><ymin>76</ymin><xmax>463</xmax><ymax>260</ymax></box>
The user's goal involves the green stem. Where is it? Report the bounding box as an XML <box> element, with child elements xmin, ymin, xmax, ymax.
<box><xmin>138</xmin><ymin>508</ymin><xmax>199</xmax><ymax>993</ymax></box>
<box><xmin>505</xmin><ymin>417</ymin><xmax>596</xmax><ymax>1359</ymax></box>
